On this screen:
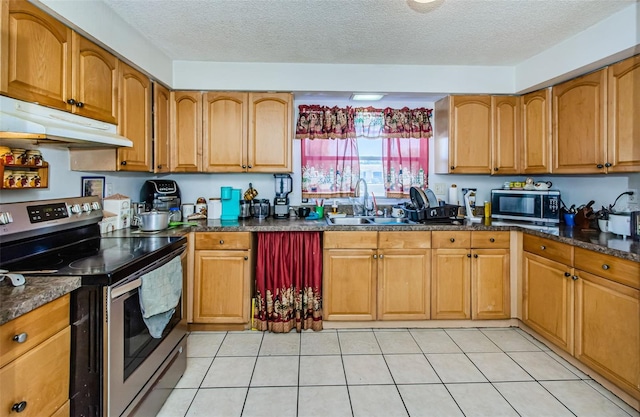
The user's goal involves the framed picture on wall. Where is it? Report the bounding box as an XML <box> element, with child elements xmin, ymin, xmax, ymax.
<box><xmin>81</xmin><ymin>176</ymin><xmax>105</xmax><ymax>198</ymax></box>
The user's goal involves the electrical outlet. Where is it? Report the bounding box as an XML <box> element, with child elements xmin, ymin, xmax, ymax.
<box><xmin>105</xmin><ymin>183</ymin><xmax>113</xmax><ymax>197</ymax></box>
<box><xmin>433</xmin><ymin>183</ymin><xmax>446</xmax><ymax>195</ymax></box>
<box><xmin>628</xmin><ymin>189</ymin><xmax>638</xmax><ymax>203</ymax></box>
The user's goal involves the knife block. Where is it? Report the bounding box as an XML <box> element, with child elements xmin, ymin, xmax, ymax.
<box><xmin>574</xmin><ymin>207</ymin><xmax>595</xmax><ymax>230</ymax></box>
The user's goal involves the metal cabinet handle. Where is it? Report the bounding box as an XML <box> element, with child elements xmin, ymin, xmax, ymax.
<box><xmin>379</xmin><ymin>254</ymin><xmax>384</xmax><ymax>259</ymax></box>
<box><xmin>494</xmin><ymin>167</ymin><xmax>499</xmax><ymax>171</ymax></box>
<box><xmin>604</xmin><ymin>162</ymin><xmax>612</xmax><ymax>167</ymax></box>
<box><xmin>602</xmin><ymin>264</ymin><xmax>610</xmax><ymax>270</ymax></box>
<box><xmin>13</xmin><ymin>332</ymin><xmax>27</xmax><ymax>343</ymax></box>
<box><xmin>450</xmin><ymin>166</ymin><xmax>455</xmax><ymax>170</ymax></box>
<box><xmin>489</xmin><ymin>238</ymin><xmax>495</xmax><ymax>242</ymax></box>
<box><xmin>473</xmin><ymin>254</ymin><xmax>478</xmax><ymax>258</ymax></box>
<box><xmin>12</xmin><ymin>401</ymin><xmax>27</xmax><ymax>413</ymax></box>
<box><xmin>67</xmin><ymin>98</ymin><xmax>76</xmax><ymax>105</ymax></box>
<box><xmin>248</xmin><ymin>165</ymin><xmax>253</xmax><ymax>169</ymax></box>
<box><xmin>572</xmin><ymin>275</ymin><xmax>578</xmax><ymax>281</ymax></box>
<box><xmin>244</xmin><ymin>256</ymin><xmax>248</xmax><ymax>260</ymax></box>
<box><xmin>120</xmin><ymin>161</ymin><xmax>127</xmax><ymax>166</ymax></box>
<box><xmin>157</xmin><ymin>165</ymin><xmax>163</xmax><ymax>169</ymax></box>
<box><xmin>540</xmin><ymin>245</ymin><xmax>546</xmax><ymax>250</ymax></box>
<box><xmin>76</xmin><ymin>101</ymin><xmax>84</xmax><ymax>108</ymax></box>
<box><xmin>467</xmin><ymin>253</ymin><xmax>471</xmax><ymax>258</ymax></box>
<box><xmin>219</xmin><ymin>240</ymin><xmax>224</xmax><ymax>244</ymax></box>
<box><xmin>564</xmin><ymin>272</ymin><xmax>571</xmax><ymax>277</ymax></box>
<box><xmin>450</xmin><ymin>238</ymin><xmax>455</xmax><ymax>242</ymax></box>
<box><xmin>597</xmin><ymin>164</ymin><xmax>604</xmax><ymax>169</ymax></box>
<box><xmin>242</xmin><ymin>165</ymin><xmax>247</xmax><ymax>169</ymax></box>
<box><xmin>373</xmin><ymin>254</ymin><xmax>377</xmax><ymax>259</ymax></box>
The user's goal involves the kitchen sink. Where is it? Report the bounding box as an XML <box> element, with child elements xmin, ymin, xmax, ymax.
<box><xmin>326</xmin><ymin>216</ymin><xmax>415</xmax><ymax>226</ymax></box>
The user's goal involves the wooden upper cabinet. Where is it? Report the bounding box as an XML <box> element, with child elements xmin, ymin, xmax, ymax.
<box><xmin>1</xmin><ymin>0</ymin><xmax>72</xmax><ymax>110</ymax></box>
<box><xmin>248</xmin><ymin>92</ymin><xmax>293</xmax><ymax>173</ymax></box>
<box><xmin>203</xmin><ymin>92</ymin><xmax>247</xmax><ymax>172</ymax></box>
<box><xmin>171</xmin><ymin>91</ymin><xmax>202</xmax><ymax>172</ymax></box>
<box><xmin>117</xmin><ymin>63</ymin><xmax>151</xmax><ymax>171</ymax></box>
<box><xmin>1</xmin><ymin>1</ymin><xmax>118</xmax><ymax>123</ymax></box>
<box><xmin>434</xmin><ymin>96</ymin><xmax>492</xmax><ymax>174</ymax></box>
<box><xmin>153</xmin><ymin>83</ymin><xmax>170</xmax><ymax>173</ymax></box>
<box><xmin>552</xmin><ymin>69</ymin><xmax>607</xmax><ymax>174</ymax></box>
<box><xmin>491</xmin><ymin>96</ymin><xmax>520</xmax><ymax>175</ymax></box>
<box><xmin>521</xmin><ymin>88</ymin><xmax>552</xmax><ymax>174</ymax></box>
<box><xmin>607</xmin><ymin>55</ymin><xmax>640</xmax><ymax>173</ymax></box>
<box><xmin>72</xmin><ymin>33</ymin><xmax>118</xmax><ymax>123</ymax></box>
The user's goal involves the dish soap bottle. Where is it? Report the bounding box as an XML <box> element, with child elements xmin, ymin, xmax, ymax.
<box><xmin>332</xmin><ymin>200</ymin><xmax>339</xmax><ymax>214</ymax></box>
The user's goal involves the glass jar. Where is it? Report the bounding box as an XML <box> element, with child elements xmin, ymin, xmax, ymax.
<box><xmin>26</xmin><ymin>150</ymin><xmax>43</xmax><ymax>166</ymax></box>
<box><xmin>13</xmin><ymin>171</ymin><xmax>28</xmax><ymax>187</ymax></box>
<box><xmin>10</xmin><ymin>148</ymin><xmax>27</xmax><ymax>165</ymax></box>
<box><xmin>3</xmin><ymin>171</ymin><xmax>15</xmax><ymax>188</ymax></box>
<box><xmin>0</xmin><ymin>146</ymin><xmax>13</xmax><ymax>165</ymax></box>
<box><xmin>27</xmin><ymin>172</ymin><xmax>41</xmax><ymax>188</ymax></box>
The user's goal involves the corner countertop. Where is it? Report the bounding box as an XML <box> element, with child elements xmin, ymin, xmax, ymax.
<box><xmin>0</xmin><ymin>276</ymin><xmax>81</xmax><ymax>325</ymax></box>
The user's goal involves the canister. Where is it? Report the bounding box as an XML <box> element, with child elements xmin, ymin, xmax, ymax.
<box><xmin>0</xmin><ymin>146</ymin><xmax>13</xmax><ymax>165</ymax></box>
<box><xmin>11</xmin><ymin>148</ymin><xmax>26</xmax><ymax>165</ymax></box>
<box><xmin>26</xmin><ymin>150</ymin><xmax>43</xmax><ymax>166</ymax></box>
<box><xmin>26</xmin><ymin>172</ymin><xmax>41</xmax><ymax>187</ymax></box>
<box><xmin>195</xmin><ymin>203</ymin><xmax>207</xmax><ymax>217</ymax></box>
<box><xmin>208</xmin><ymin>198</ymin><xmax>222</xmax><ymax>219</ymax></box>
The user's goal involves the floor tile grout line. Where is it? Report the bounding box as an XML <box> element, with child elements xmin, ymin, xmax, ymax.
<box><xmin>239</xmin><ymin>331</ymin><xmax>264</xmax><ymax>416</ymax></box>
<box><xmin>335</xmin><ymin>331</ymin><xmax>356</xmax><ymax>417</ymax></box>
<box><xmin>373</xmin><ymin>331</ymin><xmax>413</xmax><ymax>417</ymax></box>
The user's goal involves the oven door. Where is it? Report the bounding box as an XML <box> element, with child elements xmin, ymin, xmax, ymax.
<box><xmin>107</xmin><ymin>246</ymin><xmax>187</xmax><ymax>417</ymax></box>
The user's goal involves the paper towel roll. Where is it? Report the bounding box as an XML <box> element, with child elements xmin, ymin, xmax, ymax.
<box><xmin>449</xmin><ymin>184</ymin><xmax>458</xmax><ymax>205</ymax></box>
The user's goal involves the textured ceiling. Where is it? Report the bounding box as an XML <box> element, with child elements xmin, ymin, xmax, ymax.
<box><xmin>100</xmin><ymin>0</ymin><xmax>635</xmax><ymax>66</ymax></box>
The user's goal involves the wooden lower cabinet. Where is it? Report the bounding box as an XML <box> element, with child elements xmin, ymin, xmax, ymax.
<box><xmin>431</xmin><ymin>249</ymin><xmax>471</xmax><ymax>319</ymax></box>
<box><xmin>323</xmin><ymin>231</ymin><xmax>431</xmax><ymax>321</ymax></box>
<box><xmin>523</xmin><ymin>251</ymin><xmax>574</xmax><ymax>354</ymax></box>
<box><xmin>471</xmin><ymin>248</ymin><xmax>510</xmax><ymax>319</ymax></box>
<box><xmin>323</xmin><ymin>248</ymin><xmax>377</xmax><ymax>321</ymax></box>
<box><xmin>0</xmin><ymin>295</ymin><xmax>70</xmax><ymax>417</ymax></box>
<box><xmin>193</xmin><ymin>232</ymin><xmax>251</xmax><ymax>324</ymax></box>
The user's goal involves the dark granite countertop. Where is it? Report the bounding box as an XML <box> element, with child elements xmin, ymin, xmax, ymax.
<box><xmin>0</xmin><ymin>276</ymin><xmax>81</xmax><ymax>325</ymax></box>
<box><xmin>106</xmin><ymin>217</ymin><xmax>639</xmax><ymax>262</ymax></box>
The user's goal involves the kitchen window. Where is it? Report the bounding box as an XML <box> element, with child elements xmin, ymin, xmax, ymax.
<box><xmin>297</xmin><ymin>106</ymin><xmax>432</xmax><ymax>201</ymax></box>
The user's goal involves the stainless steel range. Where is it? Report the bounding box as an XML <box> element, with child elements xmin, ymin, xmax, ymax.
<box><xmin>0</xmin><ymin>196</ymin><xmax>188</xmax><ymax>417</ymax></box>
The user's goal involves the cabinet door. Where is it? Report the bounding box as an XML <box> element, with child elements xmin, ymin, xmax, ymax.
<box><xmin>248</xmin><ymin>92</ymin><xmax>293</xmax><ymax>173</ymax></box>
<box><xmin>72</xmin><ymin>33</ymin><xmax>118</xmax><ymax>124</ymax></box>
<box><xmin>491</xmin><ymin>96</ymin><xmax>520</xmax><ymax>175</ymax></box>
<box><xmin>522</xmin><ymin>252</ymin><xmax>574</xmax><ymax>353</ymax></box>
<box><xmin>193</xmin><ymin>250</ymin><xmax>251</xmax><ymax>324</ymax></box>
<box><xmin>170</xmin><ymin>91</ymin><xmax>202</xmax><ymax>172</ymax></box>
<box><xmin>153</xmin><ymin>83</ymin><xmax>171</xmax><ymax>173</ymax></box>
<box><xmin>117</xmin><ymin>62</ymin><xmax>151</xmax><ymax>171</ymax></box>
<box><xmin>521</xmin><ymin>89</ymin><xmax>552</xmax><ymax>174</ymax></box>
<box><xmin>203</xmin><ymin>92</ymin><xmax>247</xmax><ymax>172</ymax></box>
<box><xmin>449</xmin><ymin>96</ymin><xmax>492</xmax><ymax>174</ymax></box>
<box><xmin>378</xmin><ymin>249</ymin><xmax>430</xmax><ymax>320</ymax></box>
<box><xmin>552</xmin><ymin>69</ymin><xmax>607</xmax><ymax>174</ymax></box>
<box><xmin>323</xmin><ymin>249</ymin><xmax>376</xmax><ymax>321</ymax></box>
<box><xmin>607</xmin><ymin>55</ymin><xmax>640</xmax><ymax>173</ymax></box>
<box><xmin>575</xmin><ymin>270</ymin><xmax>640</xmax><ymax>401</ymax></box>
<box><xmin>471</xmin><ymin>249</ymin><xmax>510</xmax><ymax>320</ymax></box>
<box><xmin>0</xmin><ymin>327</ymin><xmax>70</xmax><ymax>417</ymax></box>
<box><xmin>1</xmin><ymin>0</ymin><xmax>72</xmax><ymax>111</ymax></box>
<box><xmin>431</xmin><ymin>249</ymin><xmax>471</xmax><ymax>319</ymax></box>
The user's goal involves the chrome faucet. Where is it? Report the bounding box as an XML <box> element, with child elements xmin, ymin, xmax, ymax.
<box><xmin>353</xmin><ymin>178</ymin><xmax>373</xmax><ymax>216</ymax></box>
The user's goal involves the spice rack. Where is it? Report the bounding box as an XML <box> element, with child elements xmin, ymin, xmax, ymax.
<box><xmin>1</xmin><ymin>161</ymin><xmax>49</xmax><ymax>189</ymax></box>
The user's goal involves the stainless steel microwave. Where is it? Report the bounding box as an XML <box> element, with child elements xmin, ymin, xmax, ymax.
<box><xmin>491</xmin><ymin>189</ymin><xmax>561</xmax><ymax>224</ymax></box>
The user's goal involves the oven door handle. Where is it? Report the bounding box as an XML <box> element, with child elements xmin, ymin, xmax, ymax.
<box><xmin>111</xmin><ymin>277</ymin><xmax>142</xmax><ymax>299</ymax></box>
<box><xmin>110</xmin><ymin>245</ymin><xmax>185</xmax><ymax>300</ymax></box>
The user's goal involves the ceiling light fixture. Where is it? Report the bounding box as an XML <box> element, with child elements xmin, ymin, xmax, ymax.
<box><xmin>351</xmin><ymin>93</ymin><xmax>386</xmax><ymax>101</ymax></box>
<box><xmin>413</xmin><ymin>0</ymin><xmax>437</xmax><ymax>2</ymax></box>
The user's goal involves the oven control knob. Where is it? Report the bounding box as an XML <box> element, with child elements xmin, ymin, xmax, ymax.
<box><xmin>71</xmin><ymin>204</ymin><xmax>82</xmax><ymax>214</ymax></box>
<box><xmin>82</xmin><ymin>203</ymin><xmax>92</xmax><ymax>212</ymax></box>
<box><xmin>0</xmin><ymin>212</ymin><xmax>13</xmax><ymax>225</ymax></box>
<box><xmin>91</xmin><ymin>202</ymin><xmax>101</xmax><ymax>210</ymax></box>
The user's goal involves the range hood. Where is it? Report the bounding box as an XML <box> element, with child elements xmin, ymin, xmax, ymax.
<box><xmin>0</xmin><ymin>96</ymin><xmax>133</xmax><ymax>148</ymax></box>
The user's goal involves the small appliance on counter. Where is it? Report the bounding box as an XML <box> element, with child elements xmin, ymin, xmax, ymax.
<box><xmin>252</xmin><ymin>199</ymin><xmax>270</xmax><ymax>219</ymax></box>
<box><xmin>220</xmin><ymin>187</ymin><xmax>241</xmax><ymax>221</ymax></box>
<box><xmin>140</xmin><ymin>180</ymin><xmax>181</xmax><ymax>211</ymax></box>
<box><xmin>491</xmin><ymin>188</ymin><xmax>560</xmax><ymax>224</ymax></box>
<box><xmin>608</xmin><ymin>212</ymin><xmax>632</xmax><ymax>238</ymax></box>
<box><xmin>273</xmin><ymin>174</ymin><xmax>292</xmax><ymax>219</ymax></box>
<box><xmin>239</xmin><ymin>200</ymin><xmax>252</xmax><ymax>219</ymax></box>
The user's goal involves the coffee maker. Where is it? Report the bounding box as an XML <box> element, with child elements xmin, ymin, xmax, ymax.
<box><xmin>140</xmin><ymin>180</ymin><xmax>181</xmax><ymax>211</ymax></box>
<box><xmin>273</xmin><ymin>174</ymin><xmax>292</xmax><ymax>219</ymax></box>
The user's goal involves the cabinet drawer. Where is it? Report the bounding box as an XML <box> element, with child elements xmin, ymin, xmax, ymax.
<box><xmin>378</xmin><ymin>231</ymin><xmax>431</xmax><ymax>249</ymax></box>
<box><xmin>0</xmin><ymin>294</ymin><xmax>69</xmax><ymax>368</ymax></box>
<box><xmin>0</xmin><ymin>326</ymin><xmax>70</xmax><ymax>417</ymax></box>
<box><xmin>324</xmin><ymin>231</ymin><xmax>377</xmax><ymax>249</ymax></box>
<box><xmin>523</xmin><ymin>234</ymin><xmax>573</xmax><ymax>265</ymax></box>
<box><xmin>575</xmin><ymin>247</ymin><xmax>640</xmax><ymax>290</ymax></box>
<box><xmin>432</xmin><ymin>231</ymin><xmax>471</xmax><ymax>248</ymax></box>
<box><xmin>471</xmin><ymin>231</ymin><xmax>510</xmax><ymax>248</ymax></box>
<box><xmin>195</xmin><ymin>232</ymin><xmax>251</xmax><ymax>250</ymax></box>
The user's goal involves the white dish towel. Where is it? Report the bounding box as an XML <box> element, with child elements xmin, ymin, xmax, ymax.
<box><xmin>139</xmin><ymin>256</ymin><xmax>182</xmax><ymax>338</ymax></box>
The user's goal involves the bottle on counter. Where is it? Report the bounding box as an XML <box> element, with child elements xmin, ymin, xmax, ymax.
<box><xmin>449</xmin><ymin>184</ymin><xmax>458</xmax><ymax>205</ymax></box>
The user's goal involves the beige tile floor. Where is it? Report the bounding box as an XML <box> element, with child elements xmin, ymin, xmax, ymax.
<box><xmin>157</xmin><ymin>328</ymin><xmax>639</xmax><ymax>417</ymax></box>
